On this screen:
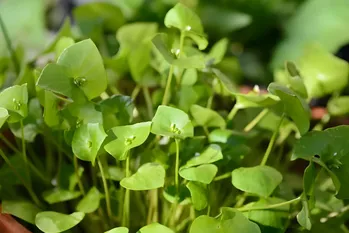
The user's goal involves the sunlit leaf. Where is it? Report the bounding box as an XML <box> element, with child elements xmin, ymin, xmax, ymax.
<box><xmin>35</xmin><ymin>211</ymin><xmax>85</xmax><ymax>233</ymax></box>
<box><xmin>190</xmin><ymin>104</ymin><xmax>226</xmax><ymax>128</ymax></box>
<box><xmin>180</xmin><ymin>164</ymin><xmax>217</xmax><ymax>184</ymax></box>
<box><xmin>327</xmin><ymin>96</ymin><xmax>349</xmax><ymax>116</ymax></box>
<box><xmin>0</xmin><ymin>107</ymin><xmax>9</xmax><ymax>128</ymax></box>
<box><xmin>0</xmin><ymin>84</ymin><xmax>28</xmax><ymax>123</ymax></box>
<box><xmin>186</xmin><ymin>181</ymin><xmax>208</xmax><ymax>210</ymax></box>
<box><xmin>105</xmin><ymin>227</ymin><xmax>129</xmax><ymax>233</ymax></box>
<box><xmin>137</xmin><ymin>222</ymin><xmax>174</xmax><ymax>233</ymax></box>
<box><xmin>76</xmin><ymin>187</ymin><xmax>101</xmax><ymax>214</ymax></box>
<box><xmin>182</xmin><ymin>144</ymin><xmax>223</xmax><ymax>168</ymax></box>
<box><xmin>43</xmin><ymin>189</ymin><xmax>81</xmax><ymax>204</ymax></box>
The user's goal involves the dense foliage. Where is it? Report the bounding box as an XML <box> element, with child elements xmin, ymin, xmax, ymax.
<box><xmin>1</xmin><ymin>0</ymin><xmax>349</xmax><ymax>232</ymax></box>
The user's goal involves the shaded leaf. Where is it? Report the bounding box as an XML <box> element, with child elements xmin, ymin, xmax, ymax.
<box><xmin>182</xmin><ymin>144</ymin><xmax>223</xmax><ymax>168</ymax></box>
<box><xmin>190</xmin><ymin>104</ymin><xmax>226</xmax><ymax>128</ymax></box>
<box><xmin>0</xmin><ymin>107</ymin><xmax>9</xmax><ymax>128</ymax></box>
<box><xmin>76</xmin><ymin>187</ymin><xmax>101</xmax><ymax>213</ymax></box>
<box><xmin>0</xmin><ymin>84</ymin><xmax>28</xmax><ymax>123</ymax></box>
<box><xmin>206</xmin><ymin>38</ymin><xmax>229</xmax><ymax>65</ymax></box>
<box><xmin>181</xmin><ymin>68</ymin><xmax>197</xmax><ymax>86</ymax></box>
<box><xmin>297</xmin><ymin>198</ymin><xmax>312</xmax><ymax>230</ymax></box>
<box><xmin>186</xmin><ymin>181</ymin><xmax>208</xmax><ymax>210</ymax></box>
<box><xmin>43</xmin><ymin>189</ymin><xmax>81</xmax><ymax>204</ymax></box>
<box><xmin>2</xmin><ymin>200</ymin><xmax>41</xmax><ymax>224</ymax></box>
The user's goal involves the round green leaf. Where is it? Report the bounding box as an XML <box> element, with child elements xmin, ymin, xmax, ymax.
<box><xmin>0</xmin><ymin>84</ymin><xmax>28</xmax><ymax>123</ymax></box>
<box><xmin>268</xmin><ymin>83</ymin><xmax>310</xmax><ymax>135</ymax></box>
<box><xmin>104</xmin><ymin>122</ymin><xmax>152</xmax><ymax>160</ymax></box>
<box><xmin>232</xmin><ymin>166</ymin><xmax>283</xmax><ymax>197</ymax></box>
<box><xmin>186</xmin><ymin>181</ymin><xmax>208</xmax><ymax>210</ymax></box>
<box><xmin>180</xmin><ymin>164</ymin><xmax>218</xmax><ymax>184</ymax></box>
<box><xmin>137</xmin><ymin>222</ymin><xmax>174</xmax><ymax>233</ymax></box>
<box><xmin>0</xmin><ymin>107</ymin><xmax>9</xmax><ymax>128</ymax></box>
<box><xmin>182</xmin><ymin>144</ymin><xmax>223</xmax><ymax>168</ymax></box>
<box><xmin>2</xmin><ymin>200</ymin><xmax>41</xmax><ymax>224</ymax></box>
<box><xmin>72</xmin><ymin>123</ymin><xmax>107</xmax><ymax>165</ymax></box>
<box><xmin>105</xmin><ymin>227</ymin><xmax>129</xmax><ymax>233</ymax></box>
<box><xmin>190</xmin><ymin>104</ymin><xmax>226</xmax><ymax>128</ymax></box>
<box><xmin>57</xmin><ymin>39</ymin><xmax>107</xmax><ymax>100</ymax></box>
<box><xmin>35</xmin><ymin>211</ymin><xmax>85</xmax><ymax>233</ymax></box>
<box><xmin>120</xmin><ymin>163</ymin><xmax>165</xmax><ymax>190</ymax></box>
<box><xmin>43</xmin><ymin>189</ymin><xmax>81</xmax><ymax>204</ymax></box>
<box><xmin>327</xmin><ymin>96</ymin><xmax>349</xmax><ymax>116</ymax></box>
<box><xmin>76</xmin><ymin>187</ymin><xmax>101</xmax><ymax>213</ymax></box>
<box><xmin>151</xmin><ymin>105</ymin><xmax>194</xmax><ymax>139</ymax></box>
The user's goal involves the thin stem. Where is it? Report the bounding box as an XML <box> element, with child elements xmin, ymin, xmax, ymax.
<box><xmin>0</xmin><ymin>148</ymin><xmax>41</xmax><ymax>206</ymax></box>
<box><xmin>260</xmin><ymin>114</ymin><xmax>285</xmax><ymax>166</ymax></box>
<box><xmin>175</xmin><ymin>31</ymin><xmax>186</xmax><ymax>85</ymax></box>
<box><xmin>162</xmin><ymin>65</ymin><xmax>174</xmax><ymax>106</ymax></box>
<box><xmin>244</xmin><ymin>109</ymin><xmax>269</xmax><ymax>132</ymax></box>
<box><xmin>20</xmin><ymin>120</ymin><xmax>30</xmax><ymax>180</ymax></box>
<box><xmin>74</xmin><ymin>156</ymin><xmax>85</xmax><ymax>195</ymax></box>
<box><xmin>131</xmin><ymin>85</ymin><xmax>141</xmax><ymax>100</ymax></box>
<box><xmin>142</xmin><ymin>86</ymin><xmax>154</xmax><ymax>119</ymax></box>
<box><xmin>123</xmin><ymin>155</ymin><xmax>131</xmax><ymax>227</ymax></box>
<box><xmin>237</xmin><ymin>196</ymin><xmax>301</xmax><ymax>212</ymax></box>
<box><xmin>213</xmin><ymin>172</ymin><xmax>231</xmax><ymax>181</ymax></box>
<box><xmin>0</xmin><ymin>14</ymin><xmax>20</xmax><ymax>74</ymax></box>
<box><xmin>174</xmin><ymin>138</ymin><xmax>180</xmax><ymax>193</ymax></box>
<box><xmin>97</xmin><ymin>157</ymin><xmax>112</xmax><ymax>221</ymax></box>
<box><xmin>227</xmin><ymin>106</ymin><xmax>239</xmax><ymax>121</ymax></box>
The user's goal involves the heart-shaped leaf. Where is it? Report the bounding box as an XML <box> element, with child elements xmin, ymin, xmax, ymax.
<box><xmin>35</xmin><ymin>211</ymin><xmax>85</xmax><ymax>233</ymax></box>
<box><xmin>0</xmin><ymin>84</ymin><xmax>28</xmax><ymax>123</ymax></box>
<box><xmin>0</xmin><ymin>107</ymin><xmax>9</xmax><ymax>128</ymax></box>
<box><xmin>104</xmin><ymin>122</ymin><xmax>151</xmax><ymax>160</ymax></box>
<box><xmin>72</xmin><ymin>123</ymin><xmax>107</xmax><ymax>165</ymax></box>
<box><xmin>105</xmin><ymin>227</ymin><xmax>129</xmax><ymax>233</ymax></box>
<box><xmin>232</xmin><ymin>166</ymin><xmax>283</xmax><ymax>197</ymax></box>
<box><xmin>2</xmin><ymin>200</ymin><xmax>41</xmax><ymax>224</ymax></box>
<box><xmin>190</xmin><ymin>104</ymin><xmax>226</xmax><ymax>128</ymax></box>
<box><xmin>120</xmin><ymin>163</ymin><xmax>165</xmax><ymax>190</ymax></box>
<box><xmin>151</xmin><ymin>105</ymin><xmax>193</xmax><ymax>139</ymax></box>
<box><xmin>190</xmin><ymin>208</ymin><xmax>261</xmax><ymax>233</ymax></box>
<box><xmin>43</xmin><ymin>189</ymin><xmax>81</xmax><ymax>204</ymax></box>
<box><xmin>268</xmin><ymin>83</ymin><xmax>310</xmax><ymax>135</ymax></box>
<box><xmin>76</xmin><ymin>187</ymin><xmax>101</xmax><ymax>213</ymax></box>
<box><xmin>180</xmin><ymin>164</ymin><xmax>218</xmax><ymax>184</ymax></box>
<box><xmin>327</xmin><ymin>96</ymin><xmax>349</xmax><ymax>116</ymax></box>
<box><xmin>182</xmin><ymin>144</ymin><xmax>223</xmax><ymax>168</ymax></box>
<box><xmin>186</xmin><ymin>181</ymin><xmax>208</xmax><ymax>210</ymax></box>
<box><xmin>137</xmin><ymin>222</ymin><xmax>174</xmax><ymax>233</ymax></box>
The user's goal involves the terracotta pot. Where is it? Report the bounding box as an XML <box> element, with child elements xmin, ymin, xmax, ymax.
<box><xmin>0</xmin><ymin>205</ymin><xmax>31</xmax><ymax>233</ymax></box>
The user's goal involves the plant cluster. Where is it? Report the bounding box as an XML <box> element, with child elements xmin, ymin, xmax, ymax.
<box><xmin>1</xmin><ymin>1</ymin><xmax>349</xmax><ymax>233</ymax></box>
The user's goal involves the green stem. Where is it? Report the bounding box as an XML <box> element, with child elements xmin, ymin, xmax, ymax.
<box><xmin>0</xmin><ymin>14</ymin><xmax>20</xmax><ymax>74</ymax></box>
<box><xmin>174</xmin><ymin>138</ymin><xmax>180</xmax><ymax>193</ymax></box>
<box><xmin>20</xmin><ymin>120</ymin><xmax>30</xmax><ymax>179</ymax></box>
<box><xmin>131</xmin><ymin>85</ymin><xmax>141</xmax><ymax>100</ymax></box>
<box><xmin>97</xmin><ymin>157</ymin><xmax>112</xmax><ymax>221</ymax></box>
<box><xmin>142</xmin><ymin>86</ymin><xmax>154</xmax><ymax>119</ymax></box>
<box><xmin>123</xmin><ymin>155</ymin><xmax>131</xmax><ymax>227</ymax></box>
<box><xmin>244</xmin><ymin>109</ymin><xmax>269</xmax><ymax>132</ymax></box>
<box><xmin>0</xmin><ymin>148</ymin><xmax>41</xmax><ymax>206</ymax></box>
<box><xmin>213</xmin><ymin>172</ymin><xmax>231</xmax><ymax>181</ymax></box>
<box><xmin>74</xmin><ymin>156</ymin><xmax>85</xmax><ymax>195</ymax></box>
<box><xmin>162</xmin><ymin>66</ymin><xmax>174</xmax><ymax>106</ymax></box>
<box><xmin>237</xmin><ymin>196</ymin><xmax>300</xmax><ymax>212</ymax></box>
<box><xmin>227</xmin><ymin>106</ymin><xmax>239</xmax><ymax>121</ymax></box>
<box><xmin>176</xmin><ymin>31</ymin><xmax>186</xmax><ymax>85</ymax></box>
<box><xmin>260</xmin><ymin>114</ymin><xmax>285</xmax><ymax>166</ymax></box>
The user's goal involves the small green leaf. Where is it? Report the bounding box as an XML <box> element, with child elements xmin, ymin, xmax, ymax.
<box><xmin>327</xmin><ymin>96</ymin><xmax>349</xmax><ymax>116</ymax></box>
<box><xmin>72</xmin><ymin>123</ymin><xmax>107</xmax><ymax>164</ymax></box>
<box><xmin>0</xmin><ymin>84</ymin><xmax>28</xmax><ymax>122</ymax></box>
<box><xmin>98</xmin><ymin>166</ymin><xmax>125</xmax><ymax>181</ymax></box>
<box><xmin>120</xmin><ymin>163</ymin><xmax>165</xmax><ymax>190</ymax></box>
<box><xmin>234</xmin><ymin>91</ymin><xmax>279</xmax><ymax>109</ymax></box>
<box><xmin>55</xmin><ymin>37</ymin><xmax>75</xmax><ymax>59</ymax></box>
<box><xmin>44</xmin><ymin>91</ymin><xmax>61</xmax><ymax>127</ymax></box>
<box><xmin>137</xmin><ymin>222</ymin><xmax>174</xmax><ymax>233</ymax></box>
<box><xmin>182</xmin><ymin>144</ymin><xmax>223</xmax><ymax>168</ymax></box>
<box><xmin>151</xmin><ymin>105</ymin><xmax>193</xmax><ymax>139</ymax></box>
<box><xmin>297</xmin><ymin>199</ymin><xmax>312</xmax><ymax>230</ymax></box>
<box><xmin>43</xmin><ymin>189</ymin><xmax>81</xmax><ymax>204</ymax></box>
<box><xmin>232</xmin><ymin>166</ymin><xmax>283</xmax><ymax>197</ymax></box>
<box><xmin>0</xmin><ymin>107</ymin><xmax>9</xmax><ymax>128</ymax></box>
<box><xmin>206</xmin><ymin>38</ymin><xmax>228</xmax><ymax>65</ymax></box>
<box><xmin>268</xmin><ymin>83</ymin><xmax>310</xmax><ymax>135</ymax></box>
<box><xmin>212</xmin><ymin>68</ymin><xmax>238</xmax><ymax>94</ymax></box>
<box><xmin>180</xmin><ymin>164</ymin><xmax>218</xmax><ymax>184</ymax></box>
<box><xmin>285</xmin><ymin>61</ymin><xmax>308</xmax><ymax>98</ymax></box>
<box><xmin>186</xmin><ymin>181</ymin><xmax>208</xmax><ymax>210</ymax></box>
<box><xmin>190</xmin><ymin>104</ymin><xmax>226</xmax><ymax>128</ymax></box>
<box><xmin>190</xmin><ymin>208</ymin><xmax>261</xmax><ymax>233</ymax></box>
<box><xmin>117</xmin><ymin>22</ymin><xmax>158</xmax><ymax>49</ymax></box>
<box><xmin>104</xmin><ymin>122</ymin><xmax>151</xmax><ymax>160</ymax></box>
<box><xmin>105</xmin><ymin>227</ymin><xmax>129</xmax><ymax>233</ymax></box>
<box><xmin>304</xmin><ymin>161</ymin><xmax>316</xmax><ymax>196</ymax></box>
<box><xmin>76</xmin><ymin>187</ymin><xmax>101</xmax><ymax>213</ymax></box>
<box><xmin>2</xmin><ymin>200</ymin><xmax>41</xmax><ymax>224</ymax></box>
<box><xmin>35</xmin><ymin>211</ymin><xmax>85</xmax><ymax>233</ymax></box>
<box><xmin>181</xmin><ymin>68</ymin><xmax>197</xmax><ymax>86</ymax></box>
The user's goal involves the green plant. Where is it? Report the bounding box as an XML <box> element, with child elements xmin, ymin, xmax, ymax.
<box><xmin>1</xmin><ymin>1</ymin><xmax>349</xmax><ymax>233</ymax></box>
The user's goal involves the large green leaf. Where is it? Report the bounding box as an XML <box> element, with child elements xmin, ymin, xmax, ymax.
<box><xmin>268</xmin><ymin>83</ymin><xmax>310</xmax><ymax>135</ymax></box>
<box><xmin>186</xmin><ymin>181</ymin><xmax>208</xmax><ymax>210</ymax></box>
<box><xmin>151</xmin><ymin>105</ymin><xmax>193</xmax><ymax>139</ymax></box>
<box><xmin>0</xmin><ymin>107</ymin><xmax>9</xmax><ymax>128</ymax></box>
<box><xmin>43</xmin><ymin>189</ymin><xmax>81</xmax><ymax>204</ymax></box>
<box><xmin>232</xmin><ymin>166</ymin><xmax>283</xmax><ymax>197</ymax></box>
<box><xmin>327</xmin><ymin>96</ymin><xmax>349</xmax><ymax>116</ymax></box>
<box><xmin>105</xmin><ymin>227</ymin><xmax>129</xmax><ymax>233</ymax></box>
<box><xmin>76</xmin><ymin>187</ymin><xmax>101</xmax><ymax>213</ymax></box>
<box><xmin>72</xmin><ymin>123</ymin><xmax>107</xmax><ymax>164</ymax></box>
<box><xmin>292</xmin><ymin>126</ymin><xmax>349</xmax><ymax>199</ymax></box>
<box><xmin>190</xmin><ymin>208</ymin><xmax>261</xmax><ymax>233</ymax></box>
<box><xmin>190</xmin><ymin>104</ymin><xmax>226</xmax><ymax>128</ymax></box>
<box><xmin>182</xmin><ymin>144</ymin><xmax>223</xmax><ymax>168</ymax></box>
<box><xmin>0</xmin><ymin>84</ymin><xmax>28</xmax><ymax>123</ymax></box>
<box><xmin>180</xmin><ymin>164</ymin><xmax>217</xmax><ymax>184</ymax></box>
<box><xmin>137</xmin><ymin>223</ymin><xmax>174</xmax><ymax>233</ymax></box>
<box><xmin>35</xmin><ymin>211</ymin><xmax>85</xmax><ymax>233</ymax></box>
<box><xmin>2</xmin><ymin>200</ymin><xmax>41</xmax><ymax>224</ymax></box>
<box><xmin>120</xmin><ymin>163</ymin><xmax>165</xmax><ymax>190</ymax></box>
<box><xmin>104</xmin><ymin>122</ymin><xmax>151</xmax><ymax>160</ymax></box>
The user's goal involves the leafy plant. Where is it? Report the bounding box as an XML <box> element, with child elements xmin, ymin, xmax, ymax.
<box><xmin>1</xmin><ymin>1</ymin><xmax>349</xmax><ymax>233</ymax></box>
